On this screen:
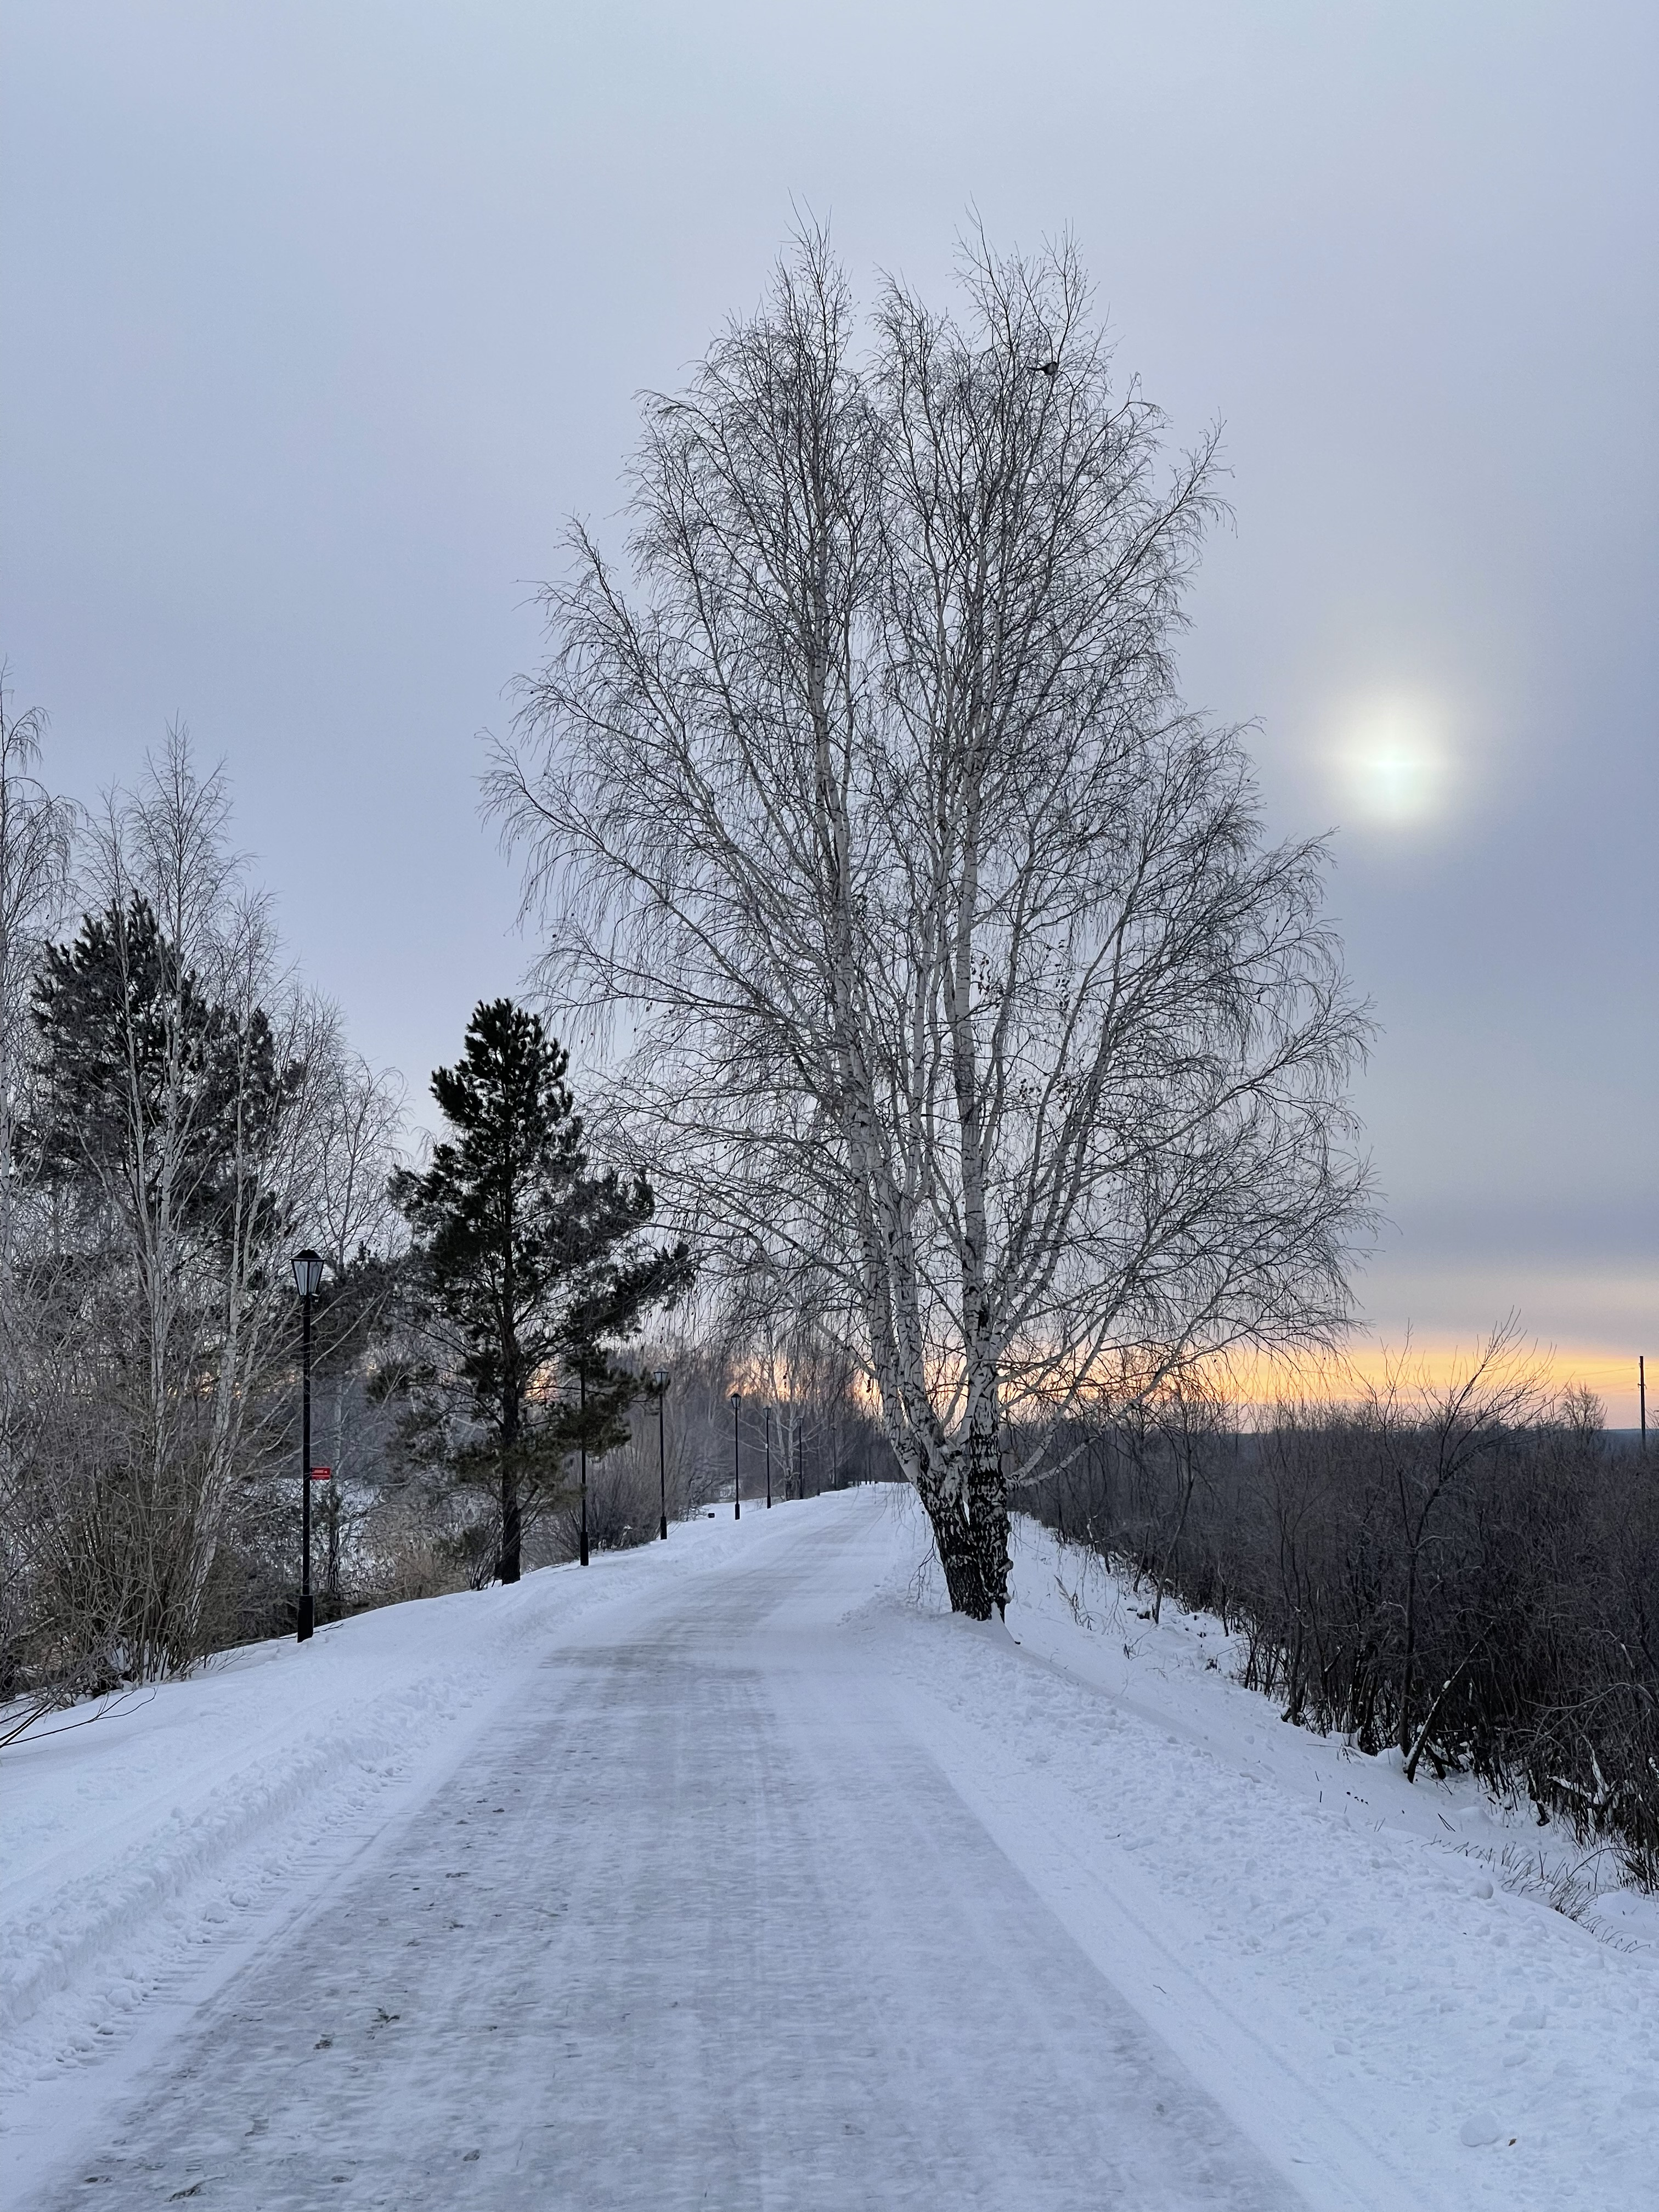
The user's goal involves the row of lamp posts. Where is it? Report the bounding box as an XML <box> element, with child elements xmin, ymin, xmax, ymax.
<box><xmin>727</xmin><ymin>1391</ymin><xmax>776</xmax><ymax>1517</ymax></box>
<box><xmin>291</xmin><ymin>1248</ymin><xmax>789</xmax><ymax>1643</ymax></box>
<box><xmin>292</xmin><ymin>1254</ymin><xmax>675</xmax><ymax>1641</ymax></box>
<box><xmin>583</xmin><ymin>1364</ymin><xmax>674</xmax><ymax>1565</ymax></box>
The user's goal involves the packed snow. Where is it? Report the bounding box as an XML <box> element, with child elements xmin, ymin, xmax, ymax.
<box><xmin>3</xmin><ymin>1489</ymin><xmax>1655</xmax><ymax>2208</ymax></box>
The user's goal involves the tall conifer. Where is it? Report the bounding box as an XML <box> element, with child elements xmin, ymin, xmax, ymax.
<box><xmin>392</xmin><ymin>998</ymin><xmax>691</xmax><ymax>1580</ymax></box>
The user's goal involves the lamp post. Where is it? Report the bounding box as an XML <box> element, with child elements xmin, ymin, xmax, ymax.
<box><xmin>578</xmin><ymin>1363</ymin><xmax>589</xmax><ymax>1567</ymax></box>
<box><xmin>764</xmin><ymin>1403</ymin><xmax>772</xmax><ymax>1508</ymax></box>
<box><xmin>291</xmin><ymin>1248</ymin><xmax>325</xmax><ymax>1643</ymax></box>
<box><xmin>730</xmin><ymin>1389</ymin><xmax>741</xmax><ymax>1519</ymax></box>
<box><xmin>653</xmin><ymin>1367</ymin><xmax>670</xmax><ymax>1538</ymax></box>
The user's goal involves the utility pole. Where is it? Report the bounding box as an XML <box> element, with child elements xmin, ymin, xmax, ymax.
<box><xmin>730</xmin><ymin>1389</ymin><xmax>742</xmax><ymax>1519</ymax></box>
<box><xmin>765</xmin><ymin>1403</ymin><xmax>772</xmax><ymax>1508</ymax></box>
<box><xmin>1641</xmin><ymin>1354</ymin><xmax>1648</xmax><ymax>1456</ymax></box>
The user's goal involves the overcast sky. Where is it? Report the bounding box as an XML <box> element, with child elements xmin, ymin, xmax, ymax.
<box><xmin>4</xmin><ymin>2</ymin><xmax>1654</xmax><ymax>1415</ymax></box>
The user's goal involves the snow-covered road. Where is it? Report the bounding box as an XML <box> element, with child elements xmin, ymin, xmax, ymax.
<box><xmin>5</xmin><ymin>1490</ymin><xmax>1656</xmax><ymax>2209</ymax></box>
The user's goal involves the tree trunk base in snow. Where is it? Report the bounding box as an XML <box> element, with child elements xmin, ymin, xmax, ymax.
<box><xmin>923</xmin><ymin>1491</ymin><xmax>1011</xmax><ymax>1620</ymax></box>
<box><xmin>499</xmin><ymin>1468</ymin><xmax>522</xmax><ymax>1584</ymax></box>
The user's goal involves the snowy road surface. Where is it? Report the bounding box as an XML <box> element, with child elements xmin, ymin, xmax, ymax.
<box><xmin>4</xmin><ymin>1491</ymin><xmax>1657</xmax><ymax>2209</ymax></box>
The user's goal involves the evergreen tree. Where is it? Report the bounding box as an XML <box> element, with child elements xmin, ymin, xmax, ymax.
<box><xmin>391</xmin><ymin>998</ymin><xmax>692</xmax><ymax>1581</ymax></box>
<box><xmin>30</xmin><ymin>895</ymin><xmax>289</xmax><ymax>1247</ymax></box>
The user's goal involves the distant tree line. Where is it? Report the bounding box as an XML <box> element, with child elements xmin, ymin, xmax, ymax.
<box><xmin>1017</xmin><ymin>1329</ymin><xmax>1659</xmax><ymax>1885</ymax></box>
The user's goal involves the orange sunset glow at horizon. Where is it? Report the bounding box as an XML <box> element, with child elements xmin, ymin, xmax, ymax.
<box><xmin>1213</xmin><ymin>1336</ymin><xmax>1650</xmax><ymax>1431</ymax></box>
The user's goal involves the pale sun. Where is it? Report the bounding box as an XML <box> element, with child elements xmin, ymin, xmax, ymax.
<box><xmin>1329</xmin><ymin>697</ymin><xmax>1453</xmax><ymax>828</ymax></box>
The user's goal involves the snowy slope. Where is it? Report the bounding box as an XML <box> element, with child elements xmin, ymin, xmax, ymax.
<box><xmin>902</xmin><ymin>1508</ymin><xmax>1659</xmax><ymax>2207</ymax></box>
<box><xmin>2</xmin><ymin>1490</ymin><xmax>1655</xmax><ymax>2210</ymax></box>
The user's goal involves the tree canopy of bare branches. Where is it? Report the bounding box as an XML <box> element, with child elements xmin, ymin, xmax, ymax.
<box><xmin>488</xmin><ymin>231</ymin><xmax>1373</xmax><ymax>1617</ymax></box>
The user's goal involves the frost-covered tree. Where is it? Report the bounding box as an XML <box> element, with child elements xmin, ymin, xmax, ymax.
<box><xmin>0</xmin><ymin>672</ymin><xmax>73</xmax><ymax>1285</ymax></box>
<box><xmin>20</xmin><ymin>736</ymin><xmax>347</xmax><ymax>1674</ymax></box>
<box><xmin>488</xmin><ymin>231</ymin><xmax>1372</xmax><ymax>1618</ymax></box>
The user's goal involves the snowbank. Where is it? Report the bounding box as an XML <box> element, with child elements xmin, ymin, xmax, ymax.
<box><xmin>885</xmin><ymin>1505</ymin><xmax>1659</xmax><ymax>2208</ymax></box>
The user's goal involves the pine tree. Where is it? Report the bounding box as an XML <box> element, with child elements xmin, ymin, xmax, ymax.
<box><xmin>31</xmin><ymin>895</ymin><xmax>288</xmax><ymax>1244</ymax></box>
<box><xmin>391</xmin><ymin>998</ymin><xmax>692</xmax><ymax>1581</ymax></box>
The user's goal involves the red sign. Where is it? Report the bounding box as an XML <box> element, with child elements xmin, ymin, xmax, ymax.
<box><xmin>309</xmin><ymin>1465</ymin><xmax>332</xmax><ymax>1481</ymax></box>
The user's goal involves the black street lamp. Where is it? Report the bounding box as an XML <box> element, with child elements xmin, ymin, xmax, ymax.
<box><xmin>764</xmin><ymin>1403</ymin><xmax>772</xmax><ymax>1509</ymax></box>
<box><xmin>291</xmin><ymin>1248</ymin><xmax>325</xmax><ymax>1643</ymax></box>
<box><xmin>730</xmin><ymin>1388</ymin><xmax>741</xmax><ymax>1519</ymax></box>
<box><xmin>653</xmin><ymin>1368</ymin><xmax>670</xmax><ymax>1539</ymax></box>
<box><xmin>578</xmin><ymin>1363</ymin><xmax>589</xmax><ymax>1567</ymax></box>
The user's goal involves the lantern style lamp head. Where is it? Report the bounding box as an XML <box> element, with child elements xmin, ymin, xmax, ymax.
<box><xmin>730</xmin><ymin>1388</ymin><xmax>741</xmax><ymax>1408</ymax></box>
<box><xmin>653</xmin><ymin>1367</ymin><xmax>670</xmax><ymax>1391</ymax></box>
<box><xmin>291</xmin><ymin>1249</ymin><xmax>325</xmax><ymax>1299</ymax></box>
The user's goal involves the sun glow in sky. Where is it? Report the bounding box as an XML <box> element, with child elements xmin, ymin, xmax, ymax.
<box><xmin>1330</xmin><ymin>696</ymin><xmax>1454</xmax><ymax>828</ymax></box>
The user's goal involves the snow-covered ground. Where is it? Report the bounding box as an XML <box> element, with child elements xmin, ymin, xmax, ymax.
<box><xmin>3</xmin><ymin>1489</ymin><xmax>1655</xmax><ymax>2209</ymax></box>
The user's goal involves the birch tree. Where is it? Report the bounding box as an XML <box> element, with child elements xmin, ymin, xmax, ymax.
<box><xmin>0</xmin><ymin>676</ymin><xmax>75</xmax><ymax>1702</ymax></box>
<box><xmin>0</xmin><ymin>674</ymin><xmax>74</xmax><ymax>1284</ymax></box>
<box><xmin>488</xmin><ymin>232</ymin><xmax>1372</xmax><ymax>1617</ymax></box>
<box><xmin>308</xmin><ymin>1048</ymin><xmax>407</xmax><ymax>1597</ymax></box>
